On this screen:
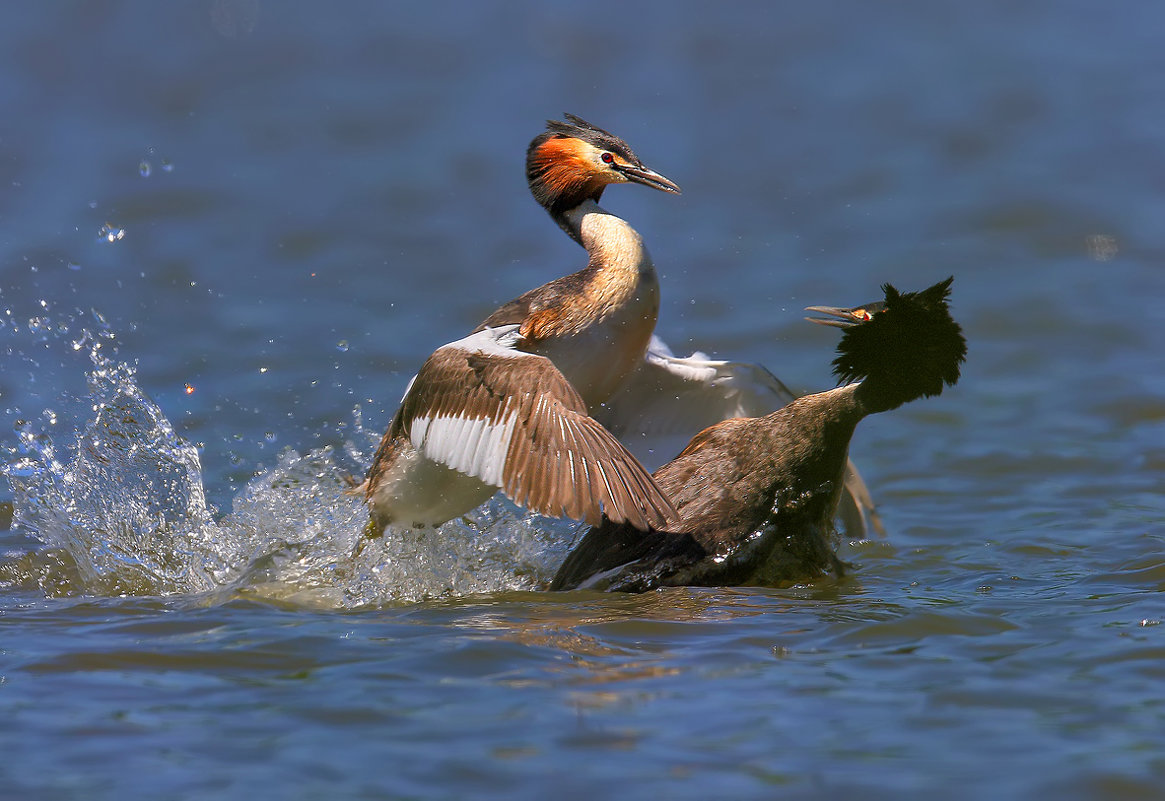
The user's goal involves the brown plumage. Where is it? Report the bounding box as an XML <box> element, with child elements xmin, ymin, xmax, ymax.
<box><xmin>362</xmin><ymin>327</ymin><xmax>677</xmax><ymax>533</ymax></box>
<box><xmin>482</xmin><ymin>250</ymin><xmax>660</xmax><ymax>347</ymax></box>
<box><xmin>361</xmin><ymin>115</ymin><xmax>681</xmax><ymax>535</ymax></box>
<box><xmin>476</xmin><ymin>114</ymin><xmax>679</xmax><ymax>352</ymax></box>
<box><xmin>551</xmin><ymin>278</ymin><xmax>967</xmax><ymax>592</ymax></box>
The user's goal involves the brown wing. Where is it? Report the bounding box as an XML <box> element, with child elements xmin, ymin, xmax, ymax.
<box><xmin>394</xmin><ymin>333</ymin><xmax>677</xmax><ymax>530</ymax></box>
<box><xmin>473</xmin><ymin>270</ymin><xmax>590</xmax><ymax>339</ymax></box>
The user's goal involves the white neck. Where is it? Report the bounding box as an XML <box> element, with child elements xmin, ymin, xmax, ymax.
<box><xmin>565</xmin><ymin>200</ymin><xmax>653</xmax><ymax>275</ymax></box>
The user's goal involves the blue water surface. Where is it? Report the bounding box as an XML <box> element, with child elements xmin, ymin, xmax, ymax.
<box><xmin>2</xmin><ymin>2</ymin><xmax>1163</xmax><ymax>799</ymax></box>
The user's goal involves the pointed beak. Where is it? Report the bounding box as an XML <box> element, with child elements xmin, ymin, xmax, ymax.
<box><xmin>804</xmin><ymin>301</ymin><xmax>887</xmax><ymax>328</ymax></box>
<box><xmin>616</xmin><ymin>162</ymin><xmax>682</xmax><ymax>194</ymax></box>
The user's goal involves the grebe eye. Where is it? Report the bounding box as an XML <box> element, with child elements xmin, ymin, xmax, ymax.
<box><xmin>601</xmin><ymin>152</ymin><xmax>614</xmax><ymax>164</ymax></box>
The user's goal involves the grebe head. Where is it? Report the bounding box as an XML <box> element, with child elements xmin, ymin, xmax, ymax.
<box><xmin>526</xmin><ymin>113</ymin><xmax>680</xmax><ymax>217</ymax></box>
<box><xmin>809</xmin><ymin>277</ymin><xmax>966</xmax><ymax>410</ymax></box>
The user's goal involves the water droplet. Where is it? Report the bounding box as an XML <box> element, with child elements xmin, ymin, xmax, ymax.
<box><xmin>139</xmin><ymin>160</ymin><xmax>152</xmax><ymax>178</ymax></box>
<box><xmin>98</xmin><ymin>223</ymin><xmax>125</xmax><ymax>243</ymax></box>
<box><xmin>5</xmin><ymin>456</ymin><xmax>40</xmax><ymax>478</ymax></box>
<box><xmin>161</xmin><ymin>159</ymin><xmax>174</xmax><ymax>173</ymax></box>
<box><xmin>1086</xmin><ymin>233</ymin><xmax>1118</xmax><ymax>262</ymax></box>
<box><xmin>184</xmin><ymin>383</ymin><xmax>196</xmax><ymax>395</ymax></box>
<box><xmin>68</xmin><ymin>261</ymin><xmax>82</xmax><ymax>271</ymax></box>
<box><xmin>336</xmin><ymin>340</ymin><xmax>349</xmax><ymax>353</ymax></box>
<box><xmin>71</xmin><ymin>330</ymin><xmax>94</xmax><ymax>352</ymax></box>
<box><xmin>265</xmin><ymin>432</ymin><xmax>278</xmax><ymax>443</ymax></box>
<box><xmin>259</xmin><ymin>366</ymin><xmax>269</xmax><ymax>374</ymax></box>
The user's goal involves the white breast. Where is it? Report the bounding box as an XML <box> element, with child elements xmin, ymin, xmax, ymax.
<box><xmin>367</xmin><ymin>437</ymin><xmax>498</xmax><ymax>529</ymax></box>
<box><xmin>542</xmin><ymin>203</ymin><xmax>660</xmax><ymax>408</ymax></box>
<box><xmin>532</xmin><ymin>294</ymin><xmax>656</xmax><ymax>409</ymax></box>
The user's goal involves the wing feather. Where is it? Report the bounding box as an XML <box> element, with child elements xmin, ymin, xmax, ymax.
<box><xmin>596</xmin><ymin>335</ymin><xmax>798</xmax><ymax>469</ymax></box>
<box><xmin>397</xmin><ymin>326</ymin><xmax>677</xmax><ymax>530</ymax></box>
<box><xmin>598</xmin><ymin>335</ymin><xmax>880</xmax><ymax>537</ymax></box>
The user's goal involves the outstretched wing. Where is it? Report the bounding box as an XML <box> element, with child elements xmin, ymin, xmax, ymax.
<box><xmin>595</xmin><ymin>336</ymin><xmax>799</xmax><ymax>469</ymax></box>
<box><xmin>396</xmin><ymin>327</ymin><xmax>678</xmax><ymax>531</ymax></box>
<box><xmin>597</xmin><ymin>335</ymin><xmax>884</xmax><ymax>537</ymax></box>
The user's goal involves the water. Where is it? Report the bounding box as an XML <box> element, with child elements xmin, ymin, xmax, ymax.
<box><xmin>2</xmin><ymin>2</ymin><xmax>1163</xmax><ymax>798</ymax></box>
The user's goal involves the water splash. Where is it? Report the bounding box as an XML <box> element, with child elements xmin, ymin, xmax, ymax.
<box><xmin>229</xmin><ymin>457</ymin><xmax>571</xmax><ymax>607</ymax></box>
<box><xmin>5</xmin><ymin>315</ymin><xmax>224</xmax><ymax>595</ymax></box>
<box><xmin>2</xmin><ymin>307</ymin><xmax>578</xmax><ymax>606</ymax></box>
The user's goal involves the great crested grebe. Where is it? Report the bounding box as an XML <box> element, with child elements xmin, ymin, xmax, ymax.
<box><xmin>361</xmin><ymin>115</ymin><xmax>681</xmax><ymax>533</ymax></box>
<box><xmin>550</xmin><ymin>278</ymin><xmax>966</xmax><ymax>592</ymax></box>
<box><xmin>473</xmin><ymin>114</ymin><xmax>681</xmax><ymax>408</ymax></box>
<box><xmin>361</xmin><ymin>115</ymin><xmax>878</xmax><ymax>537</ymax></box>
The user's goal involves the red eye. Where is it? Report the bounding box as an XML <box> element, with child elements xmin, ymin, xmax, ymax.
<box><xmin>601</xmin><ymin>152</ymin><xmax>614</xmax><ymax>164</ymax></box>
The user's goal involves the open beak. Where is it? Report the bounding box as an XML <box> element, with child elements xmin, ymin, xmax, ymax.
<box><xmin>616</xmin><ymin>162</ymin><xmax>682</xmax><ymax>194</ymax></box>
<box><xmin>804</xmin><ymin>301</ymin><xmax>887</xmax><ymax>328</ymax></box>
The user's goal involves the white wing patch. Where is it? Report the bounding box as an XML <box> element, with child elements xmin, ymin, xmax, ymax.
<box><xmin>409</xmin><ymin>405</ymin><xmax>519</xmax><ymax>489</ymax></box>
<box><xmin>404</xmin><ymin>324</ymin><xmax>532</xmax><ymax>488</ymax></box>
<box><xmin>378</xmin><ymin>323</ymin><xmax>676</xmax><ymax>531</ymax></box>
<box><xmin>442</xmin><ymin>324</ymin><xmax>524</xmax><ymax>356</ymax></box>
<box><xmin>595</xmin><ymin>335</ymin><xmax>799</xmax><ymax>470</ymax></box>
